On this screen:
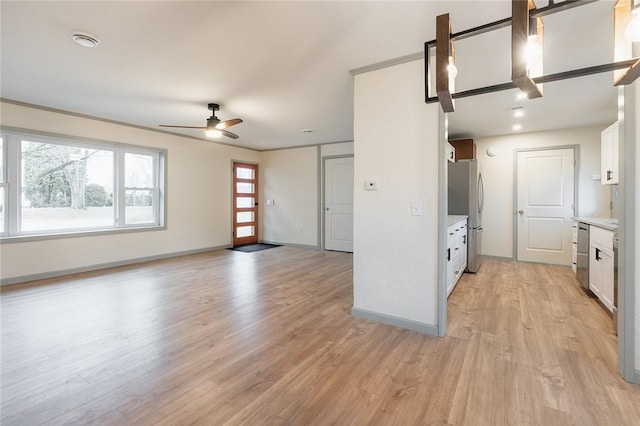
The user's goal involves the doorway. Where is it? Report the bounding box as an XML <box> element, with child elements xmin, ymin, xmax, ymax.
<box><xmin>232</xmin><ymin>162</ymin><xmax>259</xmax><ymax>246</ymax></box>
<box><xmin>515</xmin><ymin>147</ymin><xmax>576</xmax><ymax>265</ymax></box>
<box><xmin>323</xmin><ymin>156</ymin><xmax>354</xmax><ymax>252</ymax></box>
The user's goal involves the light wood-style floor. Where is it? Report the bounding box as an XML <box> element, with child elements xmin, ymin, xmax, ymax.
<box><xmin>2</xmin><ymin>247</ymin><xmax>639</xmax><ymax>425</ymax></box>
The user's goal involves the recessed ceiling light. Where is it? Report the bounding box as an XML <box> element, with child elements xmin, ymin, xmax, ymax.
<box><xmin>512</xmin><ymin>107</ymin><xmax>524</xmax><ymax>118</ymax></box>
<box><xmin>71</xmin><ymin>33</ymin><xmax>100</xmax><ymax>48</ymax></box>
<box><xmin>512</xmin><ymin>124</ymin><xmax>522</xmax><ymax>131</ymax></box>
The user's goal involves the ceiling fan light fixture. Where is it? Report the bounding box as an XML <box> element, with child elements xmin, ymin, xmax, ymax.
<box><xmin>205</xmin><ymin>129</ymin><xmax>223</xmax><ymax>138</ymax></box>
<box><xmin>71</xmin><ymin>32</ymin><xmax>100</xmax><ymax>48</ymax></box>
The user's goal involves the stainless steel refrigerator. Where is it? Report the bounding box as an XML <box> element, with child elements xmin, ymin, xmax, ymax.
<box><xmin>448</xmin><ymin>159</ymin><xmax>484</xmax><ymax>273</ymax></box>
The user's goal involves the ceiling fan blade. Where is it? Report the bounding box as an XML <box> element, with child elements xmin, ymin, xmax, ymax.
<box><xmin>215</xmin><ymin>118</ymin><xmax>243</xmax><ymax>130</ymax></box>
<box><xmin>220</xmin><ymin>129</ymin><xmax>239</xmax><ymax>139</ymax></box>
<box><xmin>159</xmin><ymin>125</ymin><xmax>207</xmax><ymax>129</ymax></box>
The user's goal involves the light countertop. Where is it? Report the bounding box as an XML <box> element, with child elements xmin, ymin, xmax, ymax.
<box><xmin>574</xmin><ymin>217</ymin><xmax>618</xmax><ymax>232</ymax></box>
<box><xmin>448</xmin><ymin>215</ymin><xmax>468</xmax><ymax>226</ymax></box>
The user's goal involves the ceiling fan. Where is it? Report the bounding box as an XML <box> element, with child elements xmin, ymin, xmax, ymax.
<box><xmin>160</xmin><ymin>103</ymin><xmax>243</xmax><ymax>139</ymax></box>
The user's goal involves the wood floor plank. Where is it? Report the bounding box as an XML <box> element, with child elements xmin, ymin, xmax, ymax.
<box><xmin>2</xmin><ymin>252</ymin><xmax>638</xmax><ymax>425</ymax></box>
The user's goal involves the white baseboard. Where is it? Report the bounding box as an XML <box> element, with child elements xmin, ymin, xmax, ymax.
<box><xmin>351</xmin><ymin>307</ymin><xmax>439</xmax><ymax>337</ymax></box>
<box><xmin>260</xmin><ymin>240</ymin><xmax>319</xmax><ymax>250</ymax></box>
<box><xmin>0</xmin><ymin>245</ymin><xmax>230</xmax><ymax>286</ymax></box>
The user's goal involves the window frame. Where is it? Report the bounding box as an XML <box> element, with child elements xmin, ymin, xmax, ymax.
<box><xmin>0</xmin><ymin>127</ymin><xmax>167</xmax><ymax>243</ymax></box>
<box><xmin>0</xmin><ymin>134</ymin><xmax>7</xmax><ymax>236</ymax></box>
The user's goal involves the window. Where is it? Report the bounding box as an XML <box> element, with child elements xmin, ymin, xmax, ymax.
<box><xmin>1</xmin><ymin>130</ymin><xmax>166</xmax><ymax>240</ymax></box>
<box><xmin>124</xmin><ymin>152</ymin><xmax>157</xmax><ymax>225</ymax></box>
<box><xmin>21</xmin><ymin>140</ymin><xmax>115</xmax><ymax>232</ymax></box>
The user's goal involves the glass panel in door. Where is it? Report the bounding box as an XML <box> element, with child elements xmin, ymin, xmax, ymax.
<box><xmin>233</xmin><ymin>162</ymin><xmax>258</xmax><ymax>246</ymax></box>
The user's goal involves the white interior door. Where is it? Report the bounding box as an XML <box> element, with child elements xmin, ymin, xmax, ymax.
<box><xmin>324</xmin><ymin>157</ymin><xmax>354</xmax><ymax>252</ymax></box>
<box><xmin>516</xmin><ymin>148</ymin><xmax>575</xmax><ymax>265</ymax></box>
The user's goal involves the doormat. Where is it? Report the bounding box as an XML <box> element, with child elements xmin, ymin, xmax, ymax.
<box><xmin>229</xmin><ymin>243</ymin><xmax>281</xmax><ymax>253</ymax></box>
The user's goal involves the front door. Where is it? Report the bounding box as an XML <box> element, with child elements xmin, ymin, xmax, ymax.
<box><xmin>516</xmin><ymin>148</ymin><xmax>575</xmax><ymax>265</ymax></box>
<box><xmin>233</xmin><ymin>162</ymin><xmax>259</xmax><ymax>246</ymax></box>
<box><xmin>324</xmin><ymin>157</ymin><xmax>354</xmax><ymax>252</ymax></box>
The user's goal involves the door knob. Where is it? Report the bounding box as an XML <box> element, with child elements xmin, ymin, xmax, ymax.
<box><xmin>518</xmin><ymin>210</ymin><xmax>524</xmax><ymax>215</ymax></box>
<box><xmin>325</xmin><ymin>207</ymin><xmax>329</xmax><ymax>211</ymax></box>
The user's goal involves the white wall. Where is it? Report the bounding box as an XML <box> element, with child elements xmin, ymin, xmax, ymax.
<box><xmin>353</xmin><ymin>59</ymin><xmax>440</xmax><ymax>329</ymax></box>
<box><xmin>0</xmin><ymin>101</ymin><xmax>259</xmax><ymax>281</ymax></box>
<box><xmin>475</xmin><ymin>126</ymin><xmax>611</xmax><ymax>259</ymax></box>
<box><xmin>321</xmin><ymin>142</ymin><xmax>354</xmax><ymax>157</ymax></box>
<box><xmin>260</xmin><ymin>146</ymin><xmax>319</xmax><ymax>247</ymax></box>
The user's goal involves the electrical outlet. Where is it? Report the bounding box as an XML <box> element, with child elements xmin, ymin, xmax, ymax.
<box><xmin>411</xmin><ymin>202</ymin><xmax>423</xmax><ymax>216</ymax></box>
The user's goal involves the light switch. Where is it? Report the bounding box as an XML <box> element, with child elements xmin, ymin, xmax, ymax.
<box><xmin>411</xmin><ymin>202</ymin><xmax>423</xmax><ymax>216</ymax></box>
<box><xmin>266</xmin><ymin>199</ymin><xmax>274</xmax><ymax>206</ymax></box>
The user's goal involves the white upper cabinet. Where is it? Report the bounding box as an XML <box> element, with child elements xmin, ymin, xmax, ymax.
<box><xmin>446</xmin><ymin>142</ymin><xmax>455</xmax><ymax>163</ymax></box>
<box><xmin>601</xmin><ymin>121</ymin><xmax>619</xmax><ymax>185</ymax></box>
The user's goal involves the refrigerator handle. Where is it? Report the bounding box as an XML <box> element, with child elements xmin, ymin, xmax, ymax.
<box><xmin>477</xmin><ymin>172</ymin><xmax>484</xmax><ymax>215</ymax></box>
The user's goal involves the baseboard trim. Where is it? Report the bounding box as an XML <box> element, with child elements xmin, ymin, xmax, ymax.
<box><xmin>351</xmin><ymin>307</ymin><xmax>439</xmax><ymax>337</ymax></box>
<box><xmin>481</xmin><ymin>255</ymin><xmax>515</xmax><ymax>262</ymax></box>
<box><xmin>0</xmin><ymin>245</ymin><xmax>230</xmax><ymax>286</ymax></box>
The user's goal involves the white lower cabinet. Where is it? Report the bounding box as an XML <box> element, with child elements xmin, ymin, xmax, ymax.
<box><xmin>447</xmin><ymin>217</ymin><xmax>468</xmax><ymax>297</ymax></box>
<box><xmin>589</xmin><ymin>226</ymin><xmax>614</xmax><ymax>312</ymax></box>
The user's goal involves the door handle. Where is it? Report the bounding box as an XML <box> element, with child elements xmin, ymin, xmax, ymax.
<box><xmin>595</xmin><ymin>247</ymin><xmax>601</xmax><ymax>261</ymax></box>
<box><xmin>518</xmin><ymin>210</ymin><xmax>524</xmax><ymax>215</ymax></box>
<box><xmin>607</xmin><ymin>170</ymin><xmax>613</xmax><ymax>181</ymax></box>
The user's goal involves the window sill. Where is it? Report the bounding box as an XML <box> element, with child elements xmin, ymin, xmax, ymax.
<box><xmin>0</xmin><ymin>225</ymin><xmax>166</xmax><ymax>244</ymax></box>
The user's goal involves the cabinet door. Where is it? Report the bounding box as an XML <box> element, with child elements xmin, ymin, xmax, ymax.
<box><xmin>446</xmin><ymin>224</ymin><xmax>455</xmax><ymax>295</ymax></box>
<box><xmin>460</xmin><ymin>224</ymin><xmax>468</xmax><ymax>272</ymax></box>
<box><xmin>601</xmin><ymin>122</ymin><xmax>619</xmax><ymax>185</ymax></box>
<box><xmin>599</xmin><ymin>248</ymin><xmax>614</xmax><ymax>312</ymax></box>
<box><xmin>449</xmin><ymin>139</ymin><xmax>476</xmax><ymax>160</ymax></box>
<box><xmin>446</xmin><ymin>143</ymin><xmax>455</xmax><ymax>163</ymax></box>
<box><xmin>589</xmin><ymin>243</ymin><xmax>602</xmax><ymax>298</ymax></box>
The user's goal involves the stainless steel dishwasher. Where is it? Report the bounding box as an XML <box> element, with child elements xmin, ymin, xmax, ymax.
<box><xmin>576</xmin><ymin>222</ymin><xmax>590</xmax><ymax>292</ymax></box>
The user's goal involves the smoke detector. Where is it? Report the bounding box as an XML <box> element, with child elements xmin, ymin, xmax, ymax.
<box><xmin>71</xmin><ymin>33</ymin><xmax>100</xmax><ymax>48</ymax></box>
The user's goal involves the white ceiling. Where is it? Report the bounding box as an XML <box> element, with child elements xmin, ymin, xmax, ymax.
<box><xmin>0</xmin><ymin>1</ymin><xmax>620</xmax><ymax>150</ymax></box>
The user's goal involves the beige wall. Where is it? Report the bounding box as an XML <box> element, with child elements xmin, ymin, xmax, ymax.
<box><xmin>0</xmin><ymin>101</ymin><xmax>259</xmax><ymax>281</ymax></box>
<box><xmin>353</xmin><ymin>59</ymin><xmax>440</xmax><ymax>328</ymax></box>
<box><xmin>259</xmin><ymin>142</ymin><xmax>354</xmax><ymax>248</ymax></box>
<box><xmin>260</xmin><ymin>146</ymin><xmax>319</xmax><ymax>247</ymax></box>
<box><xmin>633</xmin><ymin>81</ymin><xmax>640</xmax><ymax>373</ymax></box>
<box><xmin>475</xmin><ymin>126</ymin><xmax>611</xmax><ymax>259</ymax></box>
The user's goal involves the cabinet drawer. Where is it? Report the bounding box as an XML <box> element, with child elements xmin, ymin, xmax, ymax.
<box><xmin>590</xmin><ymin>226</ymin><xmax>614</xmax><ymax>249</ymax></box>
